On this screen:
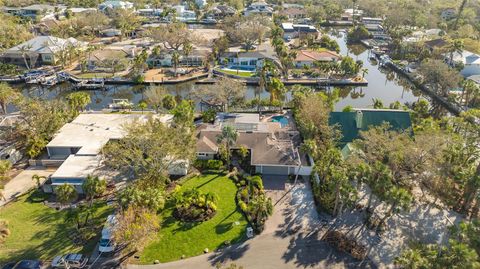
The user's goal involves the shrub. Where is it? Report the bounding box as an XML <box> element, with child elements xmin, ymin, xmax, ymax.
<box><xmin>207</xmin><ymin>160</ymin><xmax>223</xmax><ymax>170</ymax></box>
<box><xmin>193</xmin><ymin>159</ymin><xmax>224</xmax><ymax>170</ymax></box>
<box><xmin>173</xmin><ymin>188</ymin><xmax>218</xmax><ymax>222</ymax></box>
<box><xmin>238</xmin><ymin>200</ymin><xmax>248</xmax><ymax>212</ymax></box>
<box><xmin>292</xmin><ymin>70</ymin><xmax>303</xmax><ymax>78</ymax></box>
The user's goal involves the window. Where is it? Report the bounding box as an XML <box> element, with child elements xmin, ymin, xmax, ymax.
<box><xmin>240</xmin><ymin>61</ymin><xmax>249</xmax><ymax>66</ymax></box>
<box><xmin>249</xmin><ymin>60</ymin><xmax>257</xmax><ymax>66</ymax></box>
<box><xmin>198</xmin><ymin>153</ymin><xmax>206</xmax><ymax>156</ymax></box>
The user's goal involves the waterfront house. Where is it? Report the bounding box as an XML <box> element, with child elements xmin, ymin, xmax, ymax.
<box><xmin>341</xmin><ymin>8</ymin><xmax>364</xmax><ymax>21</ymax></box>
<box><xmin>16</xmin><ymin>4</ymin><xmax>64</xmax><ymax>20</ymax></box>
<box><xmin>445</xmin><ymin>50</ymin><xmax>480</xmax><ymax>77</ymax></box>
<box><xmin>294</xmin><ymin>50</ymin><xmax>341</xmax><ymax>68</ymax></box>
<box><xmin>0</xmin><ymin>36</ymin><xmax>87</xmax><ymax>68</ymax></box>
<box><xmin>98</xmin><ymin>1</ymin><xmax>134</xmax><ymax>12</ymax></box>
<box><xmin>68</xmin><ymin>8</ymin><xmax>97</xmax><ymax>15</ymax></box>
<box><xmin>196</xmin><ymin>113</ymin><xmax>314</xmax><ymax>176</ymax></box>
<box><xmin>329</xmin><ymin>109</ymin><xmax>413</xmax><ymax>146</ymax></box>
<box><xmin>44</xmin><ymin>113</ymin><xmax>187</xmax><ymax>193</ymax></box>
<box><xmin>147</xmin><ymin>48</ymin><xmax>209</xmax><ymax>67</ymax></box>
<box><xmin>281</xmin><ymin>23</ymin><xmax>318</xmax><ymax>39</ymax></box>
<box><xmin>173</xmin><ymin>5</ymin><xmax>196</xmax><ymax>22</ymax></box>
<box><xmin>136</xmin><ymin>8</ymin><xmax>163</xmax><ymax>19</ymax></box>
<box><xmin>207</xmin><ymin>5</ymin><xmax>236</xmax><ymax>20</ymax></box>
<box><xmin>279</xmin><ymin>7</ymin><xmax>307</xmax><ymax>21</ymax></box>
<box><xmin>243</xmin><ymin>1</ymin><xmax>273</xmax><ymax>17</ymax></box>
<box><xmin>86</xmin><ymin>47</ymin><xmax>137</xmax><ymax>71</ymax></box>
<box><xmin>220</xmin><ymin>51</ymin><xmax>277</xmax><ymax>71</ymax></box>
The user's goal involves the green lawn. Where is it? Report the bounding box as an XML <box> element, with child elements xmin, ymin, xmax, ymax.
<box><xmin>139</xmin><ymin>174</ymin><xmax>248</xmax><ymax>264</ymax></box>
<box><xmin>76</xmin><ymin>72</ymin><xmax>116</xmax><ymax>79</ymax></box>
<box><xmin>217</xmin><ymin>69</ymin><xmax>255</xmax><ymax>78</ymax></box>
<box><xmin>0</xmin><ymin>191</ymin><xmax>112</xmax><ymax>264</ymax></box>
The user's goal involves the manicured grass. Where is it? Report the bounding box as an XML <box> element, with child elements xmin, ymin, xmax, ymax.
<box><xmin>76</xmin><ymin>72</ymin><xmax>115</xmax><ymax>79</ymax></box>
<box><xmin>0</xmin><ymin>191</ymin><xmax>112</xmax><ymax>264</ymax></box>
<box><xmin>217</xmin><ymin>69</ymin><xmax>255</xmax><ymax>78</ymax></box>
<box><xmin>139</xmin><ymin>174</ymin><xmax>248</xmax><ymax>264</ymax></box>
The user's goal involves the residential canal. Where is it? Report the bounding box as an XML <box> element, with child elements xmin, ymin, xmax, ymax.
<box><xmin>12</xmin><ymin>31</ymin><xmax>425</xmax><ymax>112</ymax></box>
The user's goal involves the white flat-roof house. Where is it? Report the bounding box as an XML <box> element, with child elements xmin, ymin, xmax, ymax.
<box><xmin>98</xmin><ymin>1</ymin><xmax>134</xmax><ymax>12</ymax></box>
<box><xmin>243</xmin><ymin>1</ymin><xmax>273</xmax><ymax>17</ymax></box>
<box><xmin>445</xmin><ymin>50</ymin><xmax>480</xmax><ymax>77</ymax></box>
<box><xmin>46</xmin><ymin>113</ymin><xmax>186</xmax><ymax>193</ymax></box>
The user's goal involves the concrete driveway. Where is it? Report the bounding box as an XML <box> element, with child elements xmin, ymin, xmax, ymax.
<box><xmin>128</xmin><ymin>176</ymin><xmax>373</xmax><ymax>269</ymax></box>
<box><xmin>0</xmin><ymin>167</ymin><xmax>55</xmax><ymax>207</ymax></box>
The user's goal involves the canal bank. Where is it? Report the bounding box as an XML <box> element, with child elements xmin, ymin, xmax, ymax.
<box><xmin>8</xmin><ymin>31</ymin><xmax>431</xmax><ymax>113</ymax></box>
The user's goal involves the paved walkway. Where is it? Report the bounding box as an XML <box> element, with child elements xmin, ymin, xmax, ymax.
<box><xmin>128</xmin><ymin>177</ymin><xmax>372</xmax><ymax>269</ymax></box>
<box><xmin>0</xmin><ymin>167</ymin><xmax>55</xmax><ymax>206</ymax></box>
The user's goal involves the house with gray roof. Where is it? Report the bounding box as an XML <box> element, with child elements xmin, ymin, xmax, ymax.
<box><xmin>196</xmin><ymin>113</ymin><xmax>314</xmax><ymax>176</ymax></box>
<box><xmin>0</xmin><ymin>36</ymin><xmax>87</xmax><ymax>68</ymax></box>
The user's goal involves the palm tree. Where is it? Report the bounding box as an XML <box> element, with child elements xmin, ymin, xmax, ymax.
<box><xmin>0</xmin><ymin>160</ymin><xmax>12</xmax><ymax>181</ymax></box>
<box><xmin>361</xmin><ymin>68</ymin><xmax>369</xmax><ymax>78</ymax></box>
<box><xmin>372</xmin><ymin>98</ymin><xmax>384</xmax><ymax>109</ymax></box>
<box><xmin>171</xmin><ymin>51</ymin><xmax>180</xmax><ymax>77</ymax></box>
<box><xmin>0</xmin><ymin>220</ymin><xmax>10</xmax><ymax>243</ymax></box>
<box><xmin>453</xmin><ymin>0</ymin><xmax>468</xmax><ymax>30</ymax></box>
<box><xmin>448</xmin><ymin>39</ymin><xmax>465</xmax><ymax>67</ymax></box>
<box><xmin>82</xmin><ymin>175</ymin><xmax>106</xmax><ymax>206</ymax></box>
<box><xmin>18</xmin><ymin>45</ymin><xmax>32</xmax><ymax>70</ymax></box>
<box><xmin>216</xmin><ymin>125</ymin><xmax>238</xmax><ymax>169</ymax></box>
<box><xmin>182</xmin><ymin>43</ymin><xmax>193</xmax><ymax>67</ymax></box>
<box><xmin>67</xmin><ymin>92</ymin><xmax>91</xmax><ymax>112</ymax></box>
<box><xmin>247</xmin><ymin>176</ymin><xmax>263</xmax><ymax>202</ymax></box>
<box><xmin>250</xmin><ymin>195</ymin><xmax>273</xmax><ymax>230</ymax></box>
<box><xmin>0</xmin><ymin>83</ymin><xmax>20</xmax><ymax>115</ymax></box>
<box><xmin>204</xmin><ymin>192</ymin><xmax>218</xmax><ymax>211</ymax></box>
<box><xmin>461</xmin><ymin>79</ymin><xmax>479</xmax><ymax>107</ymax></box>
<box><xmin>32</xmin><ymin>174</ymin><xmax>46</xmax><ymax>189</ymax></box>
<box><xmin>0</xmin><ymin>185</ymin><xmax>5</xmax><ymax>201</ymax></box>
<box><xmin>377</xmin><ymin>186</ymin><xmax>412</xmax><ymax>231</ymax></box>
<box><xmin>55</xmin><ymin>184</ymin><xmax>78</xmax><ymax>206</ymax></box>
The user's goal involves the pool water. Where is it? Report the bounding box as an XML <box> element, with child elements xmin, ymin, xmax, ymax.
<box><xmin>271</xmin><ymin>115</ymin><xmax>289</xmax><ymax>127</ymax></box>
<box><xmin>227</xmin><ymin>65</ymin><xmax>257</xmax><ymax>71</ymax></box>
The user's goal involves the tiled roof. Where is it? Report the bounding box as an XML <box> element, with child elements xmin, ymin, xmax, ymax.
<box><xmin>295</xmin><ymin>50</ymin><xmax>341</xmax><ymax>62</ymax></box>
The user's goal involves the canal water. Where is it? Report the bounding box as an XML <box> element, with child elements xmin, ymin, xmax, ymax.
<box><xmin>12</xmin><ymin>31</ymin><xmax>424</xmax><ymax>112</ymax></box>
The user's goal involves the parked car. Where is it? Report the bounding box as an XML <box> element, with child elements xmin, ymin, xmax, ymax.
<box><xmin>51</xmin><ymin>254</ymin><xmax>88</xmax><ymax>269</ymax></box>
<box><xmin>98</xmin><ymin>238</ymin><xmax>115</xmax><ymax>253</ymax></box>
<box><xmin>98</xmin><ymin>215</ymin><xmax>117</xmax><ymax>254</ymax></box>
<box><xmin>2</xmin><ymin>260</ymin><xmax>42</xmax><ymax>269</ymax></box>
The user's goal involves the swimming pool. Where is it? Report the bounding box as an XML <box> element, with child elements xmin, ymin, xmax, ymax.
<box><xmin>227</xmin><ymin>65</ymin><xmax>257</xmax><ymax>71</ymax></box>
<box><xmin>271</xmin><ymin>115</ymin><xmax>289</xmax><ymax>128</ymax></box>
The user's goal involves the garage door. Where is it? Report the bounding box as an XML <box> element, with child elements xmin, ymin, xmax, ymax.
<box><xmin>260</xmin><ymin>165</ymin><xmax>289</xmax><ymax>175</ymax></box>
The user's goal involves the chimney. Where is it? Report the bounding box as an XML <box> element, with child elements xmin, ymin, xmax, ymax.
<box><xmin>356</xmin><ymin>110</ymin><xmax>363</xmax><ymax>129</ymax></box>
